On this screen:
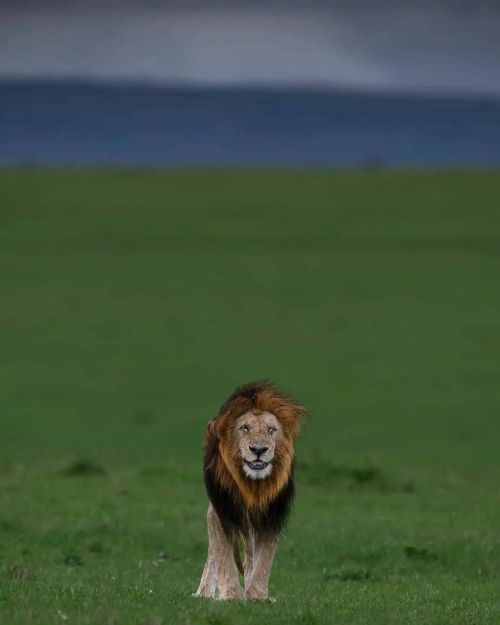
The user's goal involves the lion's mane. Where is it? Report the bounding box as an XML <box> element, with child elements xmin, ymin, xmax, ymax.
<box><xmin>203</xmin><ymin>380</ymin><xmax>306</xmax><ymax>537</ymax></box>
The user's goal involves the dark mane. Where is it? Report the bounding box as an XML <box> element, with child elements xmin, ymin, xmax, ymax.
<box><xmin>203</xmin><ymin>380</ymin><xmax>303</xmax><ymax>538</ymax></box>
<box><xmin>218</xmin><ymin>380</ymin><xmax>272</xmax><ymax>414</ymax></box>
<box><xmin>204</xmin><ymin>442</ymin><xmax>295</xmax><ymax>537</ymax></box>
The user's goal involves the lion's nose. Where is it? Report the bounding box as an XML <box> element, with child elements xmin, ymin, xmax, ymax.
<box><xmin>249</xmin><ymin>445</ymin><xmax>269</xmax><ymax>458</ymax></box>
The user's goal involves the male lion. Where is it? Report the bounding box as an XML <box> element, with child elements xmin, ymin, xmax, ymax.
<box><xmin>194</xmin><ymin>380</ymin><xmax>306</xmax><ymax>601</ymax></box>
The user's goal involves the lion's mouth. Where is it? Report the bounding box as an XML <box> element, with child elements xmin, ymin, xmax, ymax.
<box><xmin>245</xmin><ymin>460</ymin><xmax>269</xmax><ymax>471</ymax></box>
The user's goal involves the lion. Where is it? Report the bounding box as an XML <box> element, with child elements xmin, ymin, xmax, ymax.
<box><xmin>193</xmin><ymin>380</ymin><xmax>307</xmax><ymax>601</ymax></box>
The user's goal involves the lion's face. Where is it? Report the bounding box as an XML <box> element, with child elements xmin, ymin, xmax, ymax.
<box><xmin>234</xmin><ymin>410</ymin><xmax>281</xmax><ymax>480</ymax></box>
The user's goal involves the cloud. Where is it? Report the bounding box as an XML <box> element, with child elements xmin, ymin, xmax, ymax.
<box><xmin>0</xmin><ymin>5</ymin><xmax>499</xmax><ymax>95</ymax></box>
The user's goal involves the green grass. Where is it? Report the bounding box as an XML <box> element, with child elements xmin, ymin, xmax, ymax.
<box><xmin>1</xmin><ymin>169</ymin><xmax>499</xmax><ymax>625</ymax></box>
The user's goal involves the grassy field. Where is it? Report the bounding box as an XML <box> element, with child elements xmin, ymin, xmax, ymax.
<box><xmin>0</xmin><ymin>170</ymin><xmax>499</xmax><ymax>625</ymax></box>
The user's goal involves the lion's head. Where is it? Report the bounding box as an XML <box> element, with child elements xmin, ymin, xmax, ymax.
<box><xmin>204</xmin><ymin>381</ymin><xmax>306</xmax><ymax>513</ymax></box>
<box><xmin>235</xmin><ymin>410</ymin><xmax>281</xmax><ymax>480</ymax></box>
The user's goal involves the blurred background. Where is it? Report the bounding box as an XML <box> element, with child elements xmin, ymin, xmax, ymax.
<box><xmin>1</xmin><ymin>0</ymin><xmax>500</xmax><ymax>482</ymax></box>
<box><xmin>1</xmin><ymin>0</ymin><xmax>500</xmax><ymax>167</ymax></box>
<box><xmin>1</xmin><ymin>0</ymin><xmax>499</xmax><ymax>474</ymax></box>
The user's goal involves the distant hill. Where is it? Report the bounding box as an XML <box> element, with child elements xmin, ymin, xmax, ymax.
<box><xmin>1</xmin><ymin>80</ymin><xmax>499</xmax><ymax>167</ymax></box>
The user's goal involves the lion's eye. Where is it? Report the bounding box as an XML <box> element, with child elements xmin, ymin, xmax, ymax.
<box><xmin>267</xmin><ymin>427</ymin><xmax>276</xmax><ymax>434</ymax></box>
<box><xmin>240</xmin><ymin>425</ymin><xmax>250</xmax><ymax>433</ymax></box>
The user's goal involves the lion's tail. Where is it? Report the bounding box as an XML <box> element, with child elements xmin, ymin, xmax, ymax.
<box><xmin>233</xmin><ymin>537</ymin><xmax>244</xmax><ymax>575</ymax></box>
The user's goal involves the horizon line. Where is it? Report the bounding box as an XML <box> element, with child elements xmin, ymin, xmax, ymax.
<box><xmin>1</xmin><ymin>76</ymin><xmax>500</xmax><ymax>102</ymax></box>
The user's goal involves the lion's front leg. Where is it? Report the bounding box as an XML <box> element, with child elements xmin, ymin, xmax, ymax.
<box><xmin>207</xmin><ymin>504</ymin><xmax>244</xmax><ymax>601</ymax></box>
<box><xmin>193</xmin><ymin>546</ymin><xmax>217</xmax><ymax>598</ymax></box>
<box><xmin>244</xmin><ymin>533</ymin><xmax>278</xmax><ymax>601</ymax></box>
<box><xmin>243</xmin><ymin>533</ymin><xmax>254</xmax><ymax>592</ymax></box>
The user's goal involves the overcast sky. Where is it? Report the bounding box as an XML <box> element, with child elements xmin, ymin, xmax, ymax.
<box><xmin>1</xmin><ymin>4</ymin><xmax>499</xmax><ymax>95</ymax></box>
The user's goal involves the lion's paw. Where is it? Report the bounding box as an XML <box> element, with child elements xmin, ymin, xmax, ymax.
<box><xmin>217</xmin><ymin>586</ymin><xmax>244</xmax><ymax>601</ymax></box>
<box><xmin>246</xmin><ymin>596</ymin><xmax>276</xmax><ymax>603</ymax></box>
<box><xmin>244</xmin><ymin>588</ymin><xmax>275</xmax><ymax>602</ymax></box>
<box><xmin>192</xmin><ymin>587</ymin><xmax>216</xmax><ymax>599</ymax></box>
